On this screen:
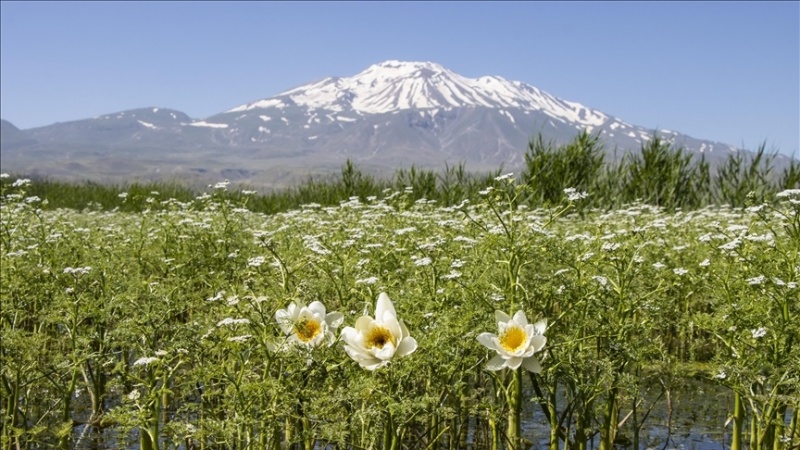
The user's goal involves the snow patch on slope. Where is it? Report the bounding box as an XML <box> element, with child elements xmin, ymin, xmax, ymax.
<box><xmin>226</xmin><ymin>60</ymin><xmax>612</xmax><ymax>127</ymax></box>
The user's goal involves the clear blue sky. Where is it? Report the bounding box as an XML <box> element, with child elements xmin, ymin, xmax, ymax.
<box><xmin>1</xmin><ymin>1</ymin><xmax>798</xmax><ymax>156</ymax></box>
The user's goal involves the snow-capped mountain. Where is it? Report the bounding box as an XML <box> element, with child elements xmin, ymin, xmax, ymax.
<box><xmin>0</xmin><ymin>60</ymin><xmax>757</xmax><ymax>187</ymax></box>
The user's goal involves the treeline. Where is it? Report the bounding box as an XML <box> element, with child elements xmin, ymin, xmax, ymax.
<box><xmin>5</xmin><ymin>131</ymin><xmax>799</xmax><ymax>213</ymax></box>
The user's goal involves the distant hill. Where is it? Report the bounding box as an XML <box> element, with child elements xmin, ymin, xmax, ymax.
<box><xmin>2</xmin><ymin>60</ymin><xmax>794</xmax><ymax>188</ymax></box>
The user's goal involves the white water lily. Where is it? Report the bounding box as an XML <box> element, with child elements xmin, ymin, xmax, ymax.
<box><xmin>477</xmin><ymin>310</ymin><xmax>547</xmax><ymax>372</ymax></box>
<box><xmin>275</xmin><ymin>300</ymin><xmax>344</xmax><ymax>348</ymax></box>
<box><xmin>341</xmin><ymin>292</ymin><xmax>418</xmax><ymax>371</ymax></box>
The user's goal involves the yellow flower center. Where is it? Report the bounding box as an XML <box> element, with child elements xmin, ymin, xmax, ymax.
<box><xmin>364</xmin><ymin>325</ymin><xmax>397</xmax><ymax>349</ymax></box>
<box><xmin>294</xmin><ymin>318</ymin><xmax>322</xmax><ymax>343</ymax></box>
<box><xmin>499</xmin><ymin>326</ymin><xmax>527</xmax><ymax>353</ymax></box>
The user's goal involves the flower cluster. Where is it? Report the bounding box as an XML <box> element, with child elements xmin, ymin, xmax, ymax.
<box><xmin>272</xmin><ymin>293</ymin><xmax>419</xmax><ymax>371</ymax></box>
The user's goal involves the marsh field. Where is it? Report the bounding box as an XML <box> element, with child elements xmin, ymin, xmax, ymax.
<box><xmin>2</xmin><ymin>134</ymin><xmax>799</xmax><ymax>450</ymax></box>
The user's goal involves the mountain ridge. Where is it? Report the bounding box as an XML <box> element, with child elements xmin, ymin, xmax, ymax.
<box><xmin>1</xmin><ymin>60</ymin><xmax>789</xmax><ymax>188</ymax></box>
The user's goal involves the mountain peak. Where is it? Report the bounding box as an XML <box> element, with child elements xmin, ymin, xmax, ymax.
<box><xmin>228</xmin><ymin>60</ymin><xmax>610</xmax><ymax>128</ymax></box>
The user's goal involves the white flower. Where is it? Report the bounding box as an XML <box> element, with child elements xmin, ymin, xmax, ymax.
<box><xmin>127</xmin><ymin>389</ymin><xmax>141</xmax><ymax>401</ymax></box>
<box><xmin>340</xmin><ymin>293</ymin><xmax>418</xmax><ymax>371</ymax></box>
<box><xmin>216</xmin><ymin>317</ymin><xmax>250</xmax><ymax>327</ymax></box>
<box><xmin>494</xmin><ymin>172</ymin><xmax>514</xmax><ymax>182</ymax></box>
<box><xmin>248</xmin><ymin>256</ymin><xmax>266</xmax><ymax>267</ymax></box>
<box><xmin>477</xmin><ymin>310</ymin><xmax>547</xmax><ymax>373</ymax></box>
<box><xmin>751</xmin><ymin>327</ymin><xmax>767</xmax><ymax>339</ymax></box>
<box><xmin>776</xmin><ymin>189</ymin><xmax>800</xmax><ymax>198</ymax></box>
<box><xmin>747</xmin><ymin>276</ymin><xmax>766</xmax><ymax>286</ymax></box>
<box><xmin>564</xmin><ymin>188</ymin><xmax>588</xmax><ymax>202</ymax></box>
<box><xmin>414</xmin><ymin>257</ymin><xmax>432</xmax><ymax>267</ymax></box>
<box><xmin>275</xmin><ymin>300</ymin><xmax>343</xmax><ymax>348</ymax></box>
<box><xmin>133</xmin><ymin>357</ymin><xmax>159</xmax><ymax>367</ymax></box>
<box><xmin>673</xmin><ymin>268</ymin><xmax>689</xmax><ymax>276</ymax></box>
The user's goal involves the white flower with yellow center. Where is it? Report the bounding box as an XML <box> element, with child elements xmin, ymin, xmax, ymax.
<box><xmin>477</xmin><ymin>310</ymin><xmax>547</xmax><ymax>372</ymax></box>
<box><xmin>275</xmin><ymin>300</ymin><xmax>344</xmax><ymax>348</ymax></box>
<box><xmin>341</xmin><ymin>292</ymin><xmax>418</xmax><ymax>371</ymax></box>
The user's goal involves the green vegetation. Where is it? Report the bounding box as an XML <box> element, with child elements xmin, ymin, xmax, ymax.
<box><xmin>1</xmin><ymin>134</ymin><xmax>799</xmax><ymax>449</ymax></box>
<box><xmin>6</xmin><ymin>132</ymin><xmax>799</xmax><ymax>215</ymax></box>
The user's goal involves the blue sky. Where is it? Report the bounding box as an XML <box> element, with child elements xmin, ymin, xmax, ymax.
<box><xmin>1</xmin><ymin>1</ymin><xmax>798</xmax><ymax>156</ymax></box>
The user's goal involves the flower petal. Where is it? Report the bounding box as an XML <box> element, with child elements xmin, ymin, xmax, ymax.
<box><xmin>506</xmin><ymin>356</ymin><xmax>523</xmax><ymax>370</ymax></box>
<box><xmin>395</xmin><ymin>337</ymin><xmax>417</xmax><ymax>358</ymax></box>
<box><xmin>485</xmin><ymin>354</ymin><xmax>507</xmax><ymax>371</ymax></box>
<box><xmin>399</xmin><ymin>319</ymin><xmax>411</xmax><ymax>339</ymax></box>
<box><xmin>532</xmin><ymin>318</ymin><xmax>547</xmax><ymax>335</ymax></box>
<box><xmin>383</xmin><ymin>314</ymin><xmax>403</xmax><ymax>342</ymax></box>
<box><xmin>512</xmin><ymin>310</ymin><xmax>528</xmax><ymax>326</ymax></box>
<box><xmin>376</xmin><ymin>292</ymin><xmax>396</xmax><ymax>319</ymax></box>
<box><xmin>522</xmin><ymin>355</ymin><xmax>542</xmax><ymax>373</ymax></box>
<box><xmin>495</xmin><ymin>310</ymin><xmax>511</xmax><ymax>326</ymax></box>
<box><xmin>477</xmin><ymin>332</ymin><xmax>500</xmax><ymax>351</ymax></box>
<box><xmin>373</xmin><ymin>342</ymin><xmax>396</xmax><ymax>361</ymax></box>
<box><xmin>275</xmin><ymin>309</ymin><xmax>293</xmax><ymax>334</ymax></box>
<box><xmin>326</xmin><ymin>311</ymin><xmax>344</xmax><ymax>329</ymax></box>
<box><xmin>354</xmin><ymin>315</ymin><xmax>373</xmax><ymax>333</ymax></box>
<box><xmin>530</xmin><ymin>335</ymin><xmax>546</xmax><ymax>352</ymax></box>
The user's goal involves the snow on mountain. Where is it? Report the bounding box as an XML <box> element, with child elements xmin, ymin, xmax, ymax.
<box><xmin>3</xmin><ymin>60</ymin><xmax>765</xmax><ymax>188</ymax></box>
<box><xmin>227</xmin><ymin>60</ymin><xmax>610</xmax><ymax>127</ymax></box>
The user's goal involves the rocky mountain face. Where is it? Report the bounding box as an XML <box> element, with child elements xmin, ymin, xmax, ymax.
<box><xmin>0</xmin><ymin>60</ymin><xmax>781</xmax><ymax>188</ymax></box>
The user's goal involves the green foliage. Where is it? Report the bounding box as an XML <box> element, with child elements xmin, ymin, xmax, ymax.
<box><xmin>521</xmin><ymin>130</ymin><xmax>605</xmax><ymax>207</ymax></box>
<box><xmin>2</xmin><ymin>173</ymin><xmax>799</xmax><ymax>449</ymax></box>
<box><xmin>1</xmin><ymin>134</ymin><xmax>799</xmax><ymax>449</ymax></box>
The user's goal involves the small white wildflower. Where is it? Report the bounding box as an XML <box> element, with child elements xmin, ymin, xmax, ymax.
<box><xmin>227</xmin><ymin>335</ymin><xmax>253</xmax><ymax>343</ymax></box>
<box><xmin>719</xmin><ymin>238</ymin><xmax>742</xmax><ymax>251</ymax></box>
<box><xmin>494</xmin><ymin>172</ymin><xmax>514</xmax><ymax>182</ymax></box>
<box><xmin>450</xmin><ymin>259</ymin><xmax>465</xmax><ymax>268</ymax></box>
<box><xmin>652</xmin><ymin>262</ymin><xmax>666</xmax><ymax>270</ymax></box>
<box><xmin>489</xmin><ymin>293</ymin><xmax>504</xmax><ymax>302</ymax></box>
<box><xmin>776</xmin><ymin>189</ymin><xmax>800</xmax><ymax>198</ymax></box>
<box><xmin>747</xmin><ymin>276</ymin><xmax>766</xmax><ymax>286</ymax></box>
<box><xmin>564</xmin><ymin>188</ymin><xmax>588</xmax><ymax>201</ymax></box>
<box><xmin>206</xmin><ymin>291</ymin><xmax>225</xmax><ymax>302</ymax></box>
<box><xmin>242</xmin><ymin>190</ymin><xmax>257</xmax><ymax>195</ymax></box>
<box><xmin>601</xmin><ymin>242</ymin><xmax>621</xmax><ymax>252</ymax></box>
<box><xmin>592</xmin><ymin>276</ymin><xmax>608</xmax><ymax>287</ymax></box>
<box><xmin>248</xmin><ymin>256</ymin><xmax>266</xmax><ymax>267</ymax></box>
<box><xmin>699</xmin><ymin>259</ymin><xmax>711</xmax><ymax>267</ymax></box>
<box><xmin>118</xmin><ymin>192</ymin><xmax>129</xmax><ymax>199</ymax></box>
<box><xmin>216</xmin><ymin>317</ymin><xmax>250</xmax><ymax>327</ymax></box>
<box><xmin>11</xmin><ymin>178</ymin><xmax>31</xmax><ymax>187</ymax></box>
<box><xmin>414</xmin><ymin>257</ymin><xmax>432</xmax><ymax>267</ymax></box>
<box><xmin>395</xmin><ymin>227</ymin><xmax>417</xmax><ymax>235</ymax></box>
<box><xmin>127</xmin><ymin>389</ymin><xmax>141</xmax><ymax>401</ymax></box>
<box><xmin>441</xmin><ymin>270</ymin><xmax>462</xmax><ymax>280</ymax></box>
<box><xmin>673</xmin><ymin>268</ymin><xmax>689</xmax><ymax>276</ymax></box>
<box><xmin>355</xmin><ymin>276</ymin><xmax>379</xmax><ymax>285</ymax></box>
<box><xmin>478</xmin><ymin>186</ymin><xmax>494</xmax><ymax>196</ymax></box>
<box><xmin>554</xmin><ymin>268</ymin><xmax>570</xmax><ymax>276</ymax></box>
<box><xmin>0</xmin><ymin>173</ymin><xmax>8</xmax><ymax>178</ymax></box>
<box><xmin>133</xmin><ymin>357</ymin><xmax>159</xmax><ymax>367</ymax></box>
<box><xmin>751</xmin><ymin>327</ymin><xmax>767</xmax><ymax>339</ymax></box>
<box><xmin>714</xmin><ymin>370</ymin><xmax>727</xmax><ymax>380</ymax></box>
<box><xmin>154</xmin><ymin>350</ymin><xmax>168</xmax><ymax>357</ymax></box>
<box><xmin>212</xmin><ymin>180</ymin><xmax>230</xmax><ymax>190</ymax></box>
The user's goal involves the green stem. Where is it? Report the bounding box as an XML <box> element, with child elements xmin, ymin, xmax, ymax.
<box><xmin>507</xmin><ymin>368</ymin><xmax>523</xmax><ymax>450</ymax></box>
